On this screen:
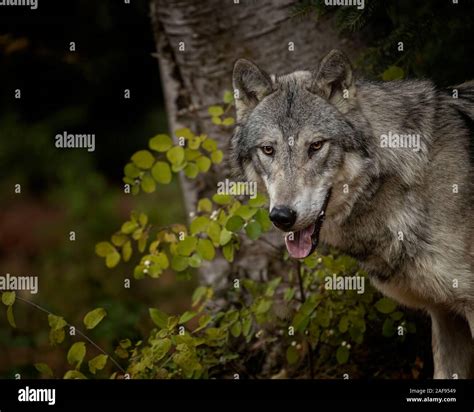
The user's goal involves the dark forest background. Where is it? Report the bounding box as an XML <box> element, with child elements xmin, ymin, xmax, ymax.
<box><xmin>1</xmin><ymin>0</ymin><xmax>473</xmax><ymax>378</ymax></box>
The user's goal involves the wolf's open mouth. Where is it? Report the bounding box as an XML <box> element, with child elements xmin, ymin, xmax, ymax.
<box><xmin>284</xmin><ymin>188</ymin><xmax>332</xmax><ymax>259</ymax></box>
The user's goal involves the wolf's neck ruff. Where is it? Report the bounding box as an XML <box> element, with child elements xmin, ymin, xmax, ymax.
<box><xmin>285</xmin><ymin>188</ymin><xmax>332</xmax><ymax>259</ymax></box>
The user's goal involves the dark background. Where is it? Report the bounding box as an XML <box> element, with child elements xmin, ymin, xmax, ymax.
<box><xmin>1</xmin><ymin>0</ymin><xmax>473</xmax><ymax>379</ymax></box>
<box><xmin>0</xmin><ymin>0</ymin><xmax>189</xmax><ymax>378</ymax></box>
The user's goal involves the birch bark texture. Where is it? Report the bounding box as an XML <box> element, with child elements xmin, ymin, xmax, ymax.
<box><xmin>150</xmin><ymin>0</ymin><xmax>360</xmax><ymax>286</ymax></box>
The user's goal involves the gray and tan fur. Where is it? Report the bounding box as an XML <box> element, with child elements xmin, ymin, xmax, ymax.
<box><xmin>230</xmin><ymin>50</ymin><xmax>474</xmax><ymax>378</ymax></box>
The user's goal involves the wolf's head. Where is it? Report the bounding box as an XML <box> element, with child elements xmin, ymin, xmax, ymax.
<box><xmin>231</xmin><ymin>50</ymin><xmax>367</xmax><ymax>259</ymax></box>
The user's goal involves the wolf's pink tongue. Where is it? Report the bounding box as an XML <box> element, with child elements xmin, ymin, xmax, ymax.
<box><xmin>285</xmin><ymin>224</ymin><xmax>315</xmax><ymax>259</ymax></box>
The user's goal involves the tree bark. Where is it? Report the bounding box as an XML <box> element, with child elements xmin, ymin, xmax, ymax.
<box><xmin>150</xmin><ymin>0</ymin><xmax>361</xmax><ymax>287</ymax></box>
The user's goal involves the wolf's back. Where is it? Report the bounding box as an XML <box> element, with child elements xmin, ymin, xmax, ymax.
<box><xmin>451</xmin><ymin>80</ymin><xmax>474</xmax><ymax>120</ymax></box>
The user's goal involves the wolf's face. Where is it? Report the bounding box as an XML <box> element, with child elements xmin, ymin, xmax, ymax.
<box><xmin>231</xmin><ymin>50</ymin><xmax>362</xmax><ymax>258</ymax></box>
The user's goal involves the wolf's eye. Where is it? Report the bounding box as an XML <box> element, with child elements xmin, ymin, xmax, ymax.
<box><xmin>261</xmin><ymin>146</ymin><xmax>274</xmax><ymax>156</ymax></box>
<box><xmin>309</xmin><ymin>141</ymin><xmax>323</xmax><ymax>153</ymax></box>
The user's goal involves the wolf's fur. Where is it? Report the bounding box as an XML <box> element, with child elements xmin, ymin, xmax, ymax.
<box><xmin>231</xmin><ymin>50</ymin><xmax>474</xmax><ymax>378</ymax></box>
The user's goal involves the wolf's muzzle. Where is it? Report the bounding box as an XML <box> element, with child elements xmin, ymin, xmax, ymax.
<box><xmin>269</xmin><ymin>206</ymin><xmax>297</xmax><ymax>231</ymax></box>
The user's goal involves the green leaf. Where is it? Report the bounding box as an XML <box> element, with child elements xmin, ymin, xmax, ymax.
<box><xmin>245</xmin><ymin>221</ymin><xmax>262</xmax><ymax>240</ymax></box>
<box><xmin>139</xmin><ymin>213</ymin><xmax>148</xmax><ymax>226</ymax></box>
<box><xmin>286</xmin><ymin>345</ymin><xmax>299</xmax><ymax>365</ymax></box>
<box><xmin>63</xmin><ymin>370</ymin><xmax>87</xmax><ymax>379</ymax></box>
<box><xmin>293</xmin><ymin>297</ymin><xmax>320</xmax><ymax>331</ymax></box>
<box><xmin>152</xmin><ymin>252</ymin><xmax>169</xmax><ymax>269</ymax></box>
<box><xmin>111</xmin><ymin>233</ymin><xmax>128</xmax><ymax>247</ymax></box>
<box><xmin>202</xmin><ymin>139</ymin><xmax>218</xmax><ymax>153</ymax></box>
<box><xmin>179</xmin><ymin>311</ymin><xmax>197</xmax><ymax>324</ymax></box>
<box><xmin>230</xmin><ymin>321</ymin><xmax>242</xmax><ymax>337</ymax></box>
<box><xmin>212</xmin><ymin>193</ymin><xmax>232</xmax><ymax>205</ymax></box>
<box><xmin>149</xmin><ymin>308</ymin><xmax>168</xmax><ymax>329</ymax></box>
<box><xmin>338</xmin><ymin>316</ymin><xmax>350</xmax><ymax>333</ymax></box>
<box><xmin>206</xmin><ymin>221</ymin><xmax>221</xmax><ymax>245</ymax></box>
<box><xmin>382</xmin><ymin>318</ymin><xmax>396</xmax><ymax>337</ymax></box>
<box><xmin>223</xmin><ymin>90</ymin><xmax>234</xmax><ymax>104</ymax></box>
<box><xmin>219</xmin><ymin>228</ymin><xmax>233</xmax><ymax>245</ymax></box>
<box><xmin>235</xmin><ymin>205</ymin><xmax>257</xmax><ymax>220</ymax></box>
<box><xmin>171</xmin><ymin>162</ymin><xmax>187</xmax><ymax>172</ymax></box>
<box><xmin>121</xmin><ymin>240</ymin><xmax>132</xmax><ymax>262</ymax></box>
<box><xmin>253</xmin><ymin>298</ymin><xmax>272</xmax><ymax>315</ymax></box>
<box><xmin>284</xmin><ymin>287</ymin><xmax>296</xmax><ymax>301</ymax></box>
<box><xmin>254</xmin><ymin>209</ymin><xmax>272</xmax><ymax>231</ymax></box>
<box><xmin>185</xmin><ymin>148</ymin><xmax>201</xmax><ymax>161</ymax></box>
<box><xmin>196</xmin><ymin>156</ymin><xmax>211</xmax><ymax>173</ymax></box>
<box><xmin>119</xmin><ymin>338</ymin><xmax>131</xmax><ymax>348</ymax></box>
<box><xmin>175</xmin><ymin>127</ymin><xmax>194</xmax><ymax>140</ymax></box>
<box><xmin>166</xmin><ymin>146</ymin><xmax>185</xmax><ymax>165</ymax></box>
<box><xmin>176</xmin><ymin>236</ymin><xmax>198</xmax><ymax>256</ymax></box>
<box><xmin>193</xmin><ymin>313</ymin><xmax>212</xmax><ymax>332</ymax></box>
<box><xmin>226</xmin><ymin>215</ymin><xmax>245</xmax><ymax>232</ymax></box>
<box><xmin>138</xmin><ymin>234</ymin><xmax>148</xmax><ymax>253</ymax></box>
<box><xmin>189</xmin><ymin>136</ymin><xmax>201</xmax><ymax>150</ymax></box>
<box><xmin>152</xmin><ymin>338</ymin><xmax>172</xmax><ymax>361</ymax></box>
<box><xmin>191</xmin><ymin>287</ymin><xmax>207</xmax><ymax>308</ymax></box>
<box><xmin>208</xmin><ymin>105</ymin><xmax>224</xmax><ymax>116</ymax></box>
<box><xmin>121</xmin><ymin>221</ymin><xmax>138</xmax><ymax>235</ymax></box>
<box><xmin>151</xmin><ymin>161</ymin><xmax>172</xmax><ymax>184</ymax></box>
<box><xmin>197</xmin><ymin>198</ymin><xmax>212</xmax><ymax>213</ymax></box>
<box><xmin>184</xmin><ymin>162</ymin><xmax>199</xmax><ymax>179</ymax></box>
<box><xmin>88</xmin><ymin>354</ymin><xmax>108</xmax><ymax>374</ymax></box>
<box><xmin>211</xmin><ymin>150</ymin><xmax>223</xmax><ymax>164</ymax></box>
<box><xmin>67</xmin><ymin>342</ymin><xmax>86</xmax><ymax>369</ymax></box>
<box><xmin>49</xmin><ymin>328</ymin><xmax>65</xmax><ymax>345</ymax></box>
<box><xmin>124</xmin><ymin>162</ymin><xmax>140</xmax><ymax>178</ymax></box>
<box><xmin>375</xmin><ymin>297</ymin><xmax>397</xmax><ymax>314</ymax></box>
<box><xmin>83</xmin><ymin>308</ymin><xmax>107</xmax><ymax>330</ymax></box>
<box><xmin>197</xmin><ymin>238</ymin><xmax>215</xmax><ymax>261</ymax></box>
<box><xmin>105</xmin><ymin>250</ymin><xmax>121</xmax><ymax>268</ymax></box>
<box><xmin>35</xmin><ymin>363</ymin><xmax>53</xmax><ymax>377</ymax></box>
<box><xmin>382</xmin><ymin>65</ymin><xmax>404</xmax><ymax>81</ymax></box>
<box><xmin>336</xmin><ymin>345</ymin><xmax>350</xmax><ymax>364</ymax></box>
<box><xmin>131</xmin><ymin>150</ymin><xmax>155</xmax><ymax>169</ymax></box>
<box><xmin>7</xmin><ymin>305</ymin><xmax>16</xmax><ymax>328</ymax></box>
<box><xmin>141</xmin><ymin>174</ymin><xmax>156</xmax><ymax>193</ymax></box>
<box><xmin>222</xmin><ymin>117</ymin><xmax>235</xmax><ymax>126</ymax></box>
<box><xmin>2</xmin><ymin>291</ymin><xmax>16</xmax><ymax>306</ymax></box>
<box><xmin>149</xmin><ymin>134</ymin><xmax>173</xmax><ymax>152</ymax></box>
<box><xmin>188</xmin><ymin>253</ymin><xmax>202</xmax><ymax>268</ymax></box>
<box><xmin>391</xmin><ymin>311</ymin><xmax>404</xmax><ymax>321</ymax></box>
<box><xmin>48</xmin><ymin>314</ymin><xmax>67</xmax><ymax>330</ymax></box>
<box><xmin>171</xmin><ymin>255</ymin><xmax>189</xmax><ymax>271</ymax></box>
<box><xmin>222</xmin><ymin>242</ymin><xmax>234</xmax><ymax>262</ymax></box>
<box><xmin>95</xmin><ymin>241</ymin><xmax>117</xmax><ymax>257</ymax></box>
<box><xmin>247</xmin><ymin>193</ymin><xmax>267</xmax><ymax>207</ymax></box>
<box><xmin>211</xmin><ymin>116</ymin><xmax>222</xmax><ymax>125</ymax></box>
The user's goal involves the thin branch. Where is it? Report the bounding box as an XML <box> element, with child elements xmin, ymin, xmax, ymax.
<box><xmin>295</xmin><ymin>261</ymin><xmax>315</xmax><ymax>379</ymax></box>
<box><xmin>15</xmin><ymin>296</ymin><xmax>125</xmax><ymax>373</ymax></box>
<box><xmin>295</xmin><ymin>260</ymin><xmax>306</xmax><ymax>303</ymax></box>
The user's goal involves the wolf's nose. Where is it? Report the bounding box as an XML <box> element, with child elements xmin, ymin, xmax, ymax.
<box><xmin>269</xmin><ymin>206</ymin><xmax>297</xmax><ymax>231</ymax></box>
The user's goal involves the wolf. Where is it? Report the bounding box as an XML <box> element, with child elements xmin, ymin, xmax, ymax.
<box><xmin>230</xmin><ymin>49</ymin><xmax>474</xmax><ymax>378</ymax></box>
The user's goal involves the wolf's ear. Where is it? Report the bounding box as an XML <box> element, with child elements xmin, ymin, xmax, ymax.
<box><xmin>233</xmin><ymin>59</ymin><xmax>273</xmax><ymax>120</ymax></box>
<box><xmin>310</xmin><ymin>49</ymin><xmax>354</xmax><ymax>111</ymax></box>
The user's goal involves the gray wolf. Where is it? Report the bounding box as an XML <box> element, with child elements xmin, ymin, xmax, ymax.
<box><xmin>230</xmin><ymin>49</ymin><xmax>474</xmax><ymax>378</ymax></box>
